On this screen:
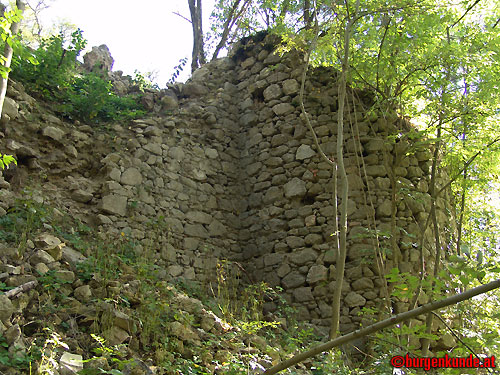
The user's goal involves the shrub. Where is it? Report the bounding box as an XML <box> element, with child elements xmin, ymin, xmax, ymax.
<box><xmin>12</xmin><ymin>28</ymin><xmax>146</xmax><ymax>124</ymax></box>
<box><xmin>60</xmin><ymin>72</ymin><xmax>145</xmax><ymax>123</ymax></box>
<box><xmin>12</xmin><ymin>28</ymin><xmax>86</xmax><ymax>100</ymax></box>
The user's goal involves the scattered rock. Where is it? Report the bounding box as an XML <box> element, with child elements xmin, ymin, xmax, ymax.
<box><xmin>35</xmin><ymin>233</ymin><xmax>63</xmax><ymax>260</ymax></box>
<box><xmin>3</xmin><ymin>97</ymin><xmax>19</xmax><ymax>119</ymax></box>
<box><xmin>83</xmin><ymin>44</ymin><xmax>114</xmax><ymax>72</ymax></box>
<box><xmin>74</xmin><ymin>285</ymin><xmax>92</xmax><ymax>302</ymax></box>
<box><xmin>62</xmin><ymin>247</ymin><xmax>87</xmax><ymax>266</ymax></box>
<box><xmin>4</xmin><ymin>324</ymin><xmax>21</xmax><ymax>345</ymax></box>
<box><xmin>59</xmin><ymin>352</ymin><xmax>84</xmax><ymax>375</ymax></box>
<box><xmin>0</xmin><ymin>295</ymin><xmax>14</xmax><ymax>323</ymax></box>
<box><xmin>71</xmin><ymin>189</ymin><xmax>93</xmax><ymax>203</ymax></box>
<box><xmin>103</xmin><ymin>326</ymin><xmax>130</xmax><ymax>345</ymax></box>
<box><xmin>42</xmin><ymin>126</ymin><xmax>65</xmax><ymax>142</ymax></box>
<box><xmin>30</xmin><ymin>250</ymin><xmax>55</xmax><ymax>265</ymax></box>
<box><xmin>169</xmin><ymin>321</ymin><xmax>200</xmax><ymax>342</ymax></box>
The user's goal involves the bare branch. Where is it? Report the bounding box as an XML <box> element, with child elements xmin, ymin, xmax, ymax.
<box><xmin>172</xmin><ymin>11</ymin><xmax>192</xmax><ymax>24</ymax></box>
<box><xmin>431</xmin><ymin>312</ymin><xmax>493</xmax><ymax>373</ymax></box>
<box><xmin>437</xmin><ymin>137</ymin><xmax>500</xmax><ymax>197</ymax></box>
<box><xmin>450</xmin><ymin>0</ymin><xmax>481</xmax><ymax>29</ymax></box>
<box><xmin>5</xmin><ymin>280</ymin><xmax>38</xmax><ymax>299</ymax></box>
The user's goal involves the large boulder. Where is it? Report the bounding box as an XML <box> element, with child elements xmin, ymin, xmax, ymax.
<box><xmin>83</xmin><ymin>45</ymin><xmax>114</xmax><ymax>73</ymax></box>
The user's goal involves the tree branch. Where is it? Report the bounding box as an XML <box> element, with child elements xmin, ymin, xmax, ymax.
<box><xmin>172</xmin><ymin>11</ymin><xmax>192</xmax><ymax>23</ymax></box>
<box><xmin>437</xmin><ymin>137</ymin><xmax>500</xmax><ymax>197</ymax></box>
<box><xmin>449</xmin><ymin>0</ymin><xmax>481</xmax><ymax>29</ymax></box>
<box><xmin>5</xmin><ymin>280</ymin><xmax>38</xmax><ymax>299</ymax></box>
<box><xmin>262</xmin><ymin>279</ymin><xmax>500</xmax><ymax>375</ymax></box>
<box><xmin>431</xmin><ymin>312</ymin><xmax>493</xmax><ymax>373</ymax></box>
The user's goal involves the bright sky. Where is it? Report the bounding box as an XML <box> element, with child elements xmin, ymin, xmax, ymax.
<box><xmin>40</xmin><ymin>0</ymin><xmax>217</xmax><ymax>86</ymax></box>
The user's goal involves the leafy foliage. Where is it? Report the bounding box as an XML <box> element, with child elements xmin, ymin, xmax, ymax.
<box><xmin>0</xmin><ymin>3</ymin><xmax>25</xmax><ymax>79</ymax></box>
<box><xmin>208</xmin><ymin>0</ymin><xmax>500</xmax><ymax>369</ymax></box>
<box><xmin>61</xmin><ymin>72</ymin><xmax>145</xmax><ymax>123</ymax></box>
<box><xmin>132</xmin><ymin>69</ymin><xmax>159</xmax><ymax>91</ymax></box>
<box><xmin>0</xmin><ymin>153</ymin><xmax>16</xmax><ymax>170</ymax></box>
<box><xmin>11</xmin><ymin>28</ymin><xmax>146</xmax><ymax>123</ymax></box>
<box><xmin>0</xmin><ymin>198</ymin><xmax>53</xmax><ymax>243</ymax></box>
<box><xmin>0</xmin><ymin>334</ymin><xmax>41</xmax><ymax>370</ymax></box>
<box><xmin>168</xmin><ymin>57</ymin><xmax>188</xmax><ymax>84</ymax></box>
<box><xmin>12</xmin><ymin>28</ymin><xmax>86</xmax><ymax>98</ymax></box>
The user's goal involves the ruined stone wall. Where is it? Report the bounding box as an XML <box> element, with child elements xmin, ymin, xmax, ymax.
<box><xmin>218</xmin><ymin>35</ymin><xmax>454</xmax><ymax>336</ymax></box>
<box><xmin>0</xmin><ymin>33</ymin><xmax>454</xmax><ymax>341</ymax></box>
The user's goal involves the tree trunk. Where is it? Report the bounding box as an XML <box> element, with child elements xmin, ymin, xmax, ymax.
<box><xmin>329</xmin><ymin>1</ymin><xmax>358</xmax><ymax>339</ymax></box>
<box><xmin>420</xmin><ymin>117</ymin><xmax>442</xmax><ymax>356</ymax></box>
<box><xmin>197</xmin><ymin>0</ymin><xmax>205</xmax><ymax>65</ymax></box>
<box><xmin>304</xmin><ymin>0</ymin><xmax>311</xmax><ymax>29</ymax></box>
<box><xmin>211</xmin><ymin>0</ymin><xmax>252</xmax><ymax>61</ymax></box>
<box><xmin>188</xmin><ymin>0</ymin><xmax>205</xmax><ymax>72</ymax></box>
<box><xmin>0</xmin><ymin>0</ymin><xmax>25</xmax><ymax>119</ymax></box>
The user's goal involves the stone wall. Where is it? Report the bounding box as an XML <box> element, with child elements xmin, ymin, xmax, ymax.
<box><xmin>0</xmin><ymin>33</ymin><xmax>455</xmax><ymax>341</ymax></box>
<box><xmin>219</xmin><ymin>35</ymin><xmax>454</xmax><ymax>336</ymax></box>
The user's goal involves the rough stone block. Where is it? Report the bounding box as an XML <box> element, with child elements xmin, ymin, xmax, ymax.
<box><xmin>293</xmin><ymin>287</ymin><xmax>314</xmax><ymax>302</ymax></box>
<box><xmin>264</xmin><ymin>84</ymin><xmax>282</xmax><ymax>101</ymax></box>
<box><xmin>307</xmin><ymin>265</ymin><xmax>328</xmax><ymax>284</ymax></box>
<box><xmin>42</xmin><ymin>126</ymin><xmax>65</xmax><ymax>142</ymax></box>
<box><xmin>296</xmin><ymin>144</ymin><xmax>315</xmax><ymax>160</ymax></box>
<box><xmin>284</xmin><ymin>177</ymin><xmax>307</xmax><ymax>198</ymax></box>
<box><xmin>282</xmin><ymin>271</ymin><xmax>306</xmax><ymax>289</ymax></box>
<box><xmin>345</xmin><ymin>291</ymin><xmax>366</xmax><ymax>307</ymax></box>
<box><xmin>272</xmin><ymin>103</ymin><xmax>294</xmax><ymax>116</ymax></box>
<box><xmin>351</xmin><ymin>277</ymin><xmax>374</xmax><ymax>291</ymax></box>
<box><xmin>100</xmin><ymin>194</ymin><xmax>127</xmax><ymax>216</ymax></box>
<box><xmin>282</xmin><ymin>79</ymin><xmax>299</xmax><ymax>95</ymax></box>
<box><xmin>289</xmin><ymin>248</ymin><xmax>317</xmax><ymax>265</ymax></box>
<box><xmin>121</xmin><ymin>167</ymin><xmax>142</xmax><ymax>185</ymax></box>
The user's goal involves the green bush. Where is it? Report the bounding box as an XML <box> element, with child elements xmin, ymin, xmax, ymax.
<box><xmin>12</xmin><ymin>28</ymin><xmax>146</xmax><ymax>124</ymax></box>
<box><xmin>60</xmin><ymin>72</ymin><xmax>145</xmax><ymax>123</ymax></box>
<box><xmin>12</xmin><ymin>29</ymin><xmax>86</xmax><ymax>99</ymax></box>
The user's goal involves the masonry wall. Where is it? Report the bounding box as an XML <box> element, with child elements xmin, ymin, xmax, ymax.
<box><xmin>220</xmin><ymin>34</ymin><xmax>454</xmax><ymax>336</ymax></box>
<box><xmin>1</xmin><ymin>33</ymin><xmax>455</xmax><ymax>343</ymax></box>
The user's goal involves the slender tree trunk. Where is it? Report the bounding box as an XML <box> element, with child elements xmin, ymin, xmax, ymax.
<box><xmin>211</xmin><ymin>0</ymin><xmax>252</xmax><ymax>61</ymax></box>
<box><xmin>279</xmin><ymin>0</ymin><xmax>290</xmax><ymax>20</ymax></box>
<box><xmin>304</xmin><ymin>0</ymin><xmax>311</xmax><ymax>29</ymax></box>
<box><xmin>197</xmin><ymin>0</ymin><xmax>206</xmax><ymax>65</ymax></box>
<box><xmin>0</xmin><ymin>0</ymin><xmax>25</xmax><ymax>119</ymax></box>
<box><xmin>421</xmin><ymin>118</ymin><xmax>443</xmax><ymax>356</ymax></box>
<box><xmin>329</xmin><ymin>0</ymin><xmax>358</xmax><ymax>339</ymax></box>
<box><xmin>188</xmin><ymin>0</ymin><xmax>205</xmax><ymax>72</ymax></box>
<box><xmin>456</xmin><ymin>81</ymin><xmax>469</xmax><ymax>258</ymax></box>
<box><xmin>456</xmin><ymin>168</ymin><xmax>467</xmax><ymax>256</ymax></box>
